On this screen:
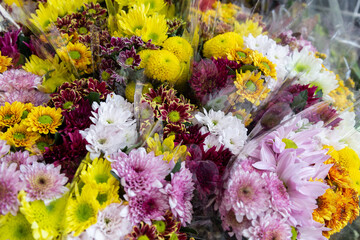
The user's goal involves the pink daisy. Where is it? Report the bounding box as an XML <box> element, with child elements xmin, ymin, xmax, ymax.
<box><xmin>20</xmin><ymin>162</ymin><xmax>68</xmax><ymax>201</ymax></box>
<box><xmin>222</xmin><ymin>167</ymin><xmax>271</xmax><ymax>221</ymax></box>
<box><xmin>164</xmin><ymin>163</ymin><xmax>194</xmax><ymax>225</ymax></box>
<box><xmin>0</xmin><ymin>162</ymin><xmax>23</xmax><ymax>215</ymax></box>
<box><xmin>1</xmin><ymin>151</ymin><xmax>38</xmax><ymax>170</ymax></box>
<box><xmin>0</xmin><ymin>139</ymin><xmax>10</xmax><ymax>158</ymax></box>
<box><xmin>243</xmin><ymin>211</ymin><xmax>292</xmax><ymax>240</ymax></box>
<box><xmin>110</xmin><ymin>148</ymin><xmax>171</xmax><ymax>195</ymax></box>
<box><xmin>126</xmin><ymin>188</ymin><xmax>169</xmax><ymax>225</ymax></box>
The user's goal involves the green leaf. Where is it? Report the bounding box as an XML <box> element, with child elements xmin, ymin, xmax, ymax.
<box><xmin>87</xmin><ymin>92</ymin><xmax>100</xmax><ymax>105</ymax></box>
<box><xmin>290</xmin><ymin>90</ymin><xmax>308</xmax><ymax>113</ymax></box>
<box><xmin>315</xmin><ymin>89</ymin><xmax>323</xmax><ymax>99</ymax></box>
<box><xmin>54</xmin><ymin>132</ymin><xmax>63</xmax><ymax>145</ymax></box>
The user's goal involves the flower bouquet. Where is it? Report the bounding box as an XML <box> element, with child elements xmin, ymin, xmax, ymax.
<box><xmin>0</xmin><ymin>0</ymin><xmax>360</xmax><ymax>239</ymax></box>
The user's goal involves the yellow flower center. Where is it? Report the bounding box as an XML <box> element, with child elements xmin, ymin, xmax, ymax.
<box><xmin>125</xmin><ymin>57</ymin><xmax>134</xmax><ymax>66</ymax></box>
<box><xmin>79</xmin><ymin>27</ymin><xmax>88</xmax><ymax>34</ymax></box>
<box><xmin>13</xmin><ymin>132</ymin><xmax>26</xmax><ymax>140</ymax></box>
<box><xmin>138</xmin><ymin>236</ymin><xmax>150</xmax><ymax>240</ymax></box>
<box><xmin>96</xmin><ymin>193</ymin><xmax>108</xmax><ymax>205</ymax></box>
<box><xmin>38</xmin><ymin>115</ymin><xmax>53</xmax><ymax>124</ymax></box>
<box><xmin>4</xmin><ymin>114</ymin><xmax>13</xmax><ymax>120</ymax></box>
<box><xmin>37</xmin><ymin>142</ymin><xmax>49</xmax><ymax>151</ymax></box>
<box><xmin>101</xmin><ymin>71</ymin><xmax>110</xmax><ymax>81</ymax></box>
<box><xmin>63</xmin><ymin>101</ymin><xmax>74</xmax><ymax>110</ymax></box>
<box><xmin>168</xmin><ymin>111</ymin><xmax>180</xmax><ymax>122</ymax></box>
<box><xmin>245</xmin><ymin>80</ymin><xmax>257</xmax><ymax>92</ymax></box>
<box><xmin>149</xmin><ymin>33</ymin><xmax>159</xmax><ymax>42</ymax></box>
<box><xmin>282</xmin><ymin>138</ymin><xmax>298</xmax><ymax>149</ymax></box>
<box><xmin>295</xmin><ymin>63</ymin><xmax>309</xmax><ymax>73</ymax></box>
<box><xmin>153</xmin><ymin>220</ymin><xmax>166</xmax><ymax>233</ymax></box>
<box><xmin>69</xmin><ymin>51</ymin><xmax>81</xmax><ymax>60</ymax></box>
<box><xmin>237</xmin><ymin>51</ymin><xmax>246</xmax><ymax>58</ymax></box>
<box><xmin>21</xmin><ymin>111</ymin><xmax>29</xmax><ymax>119</ymax></box>
<box><xmin>153</xmin><ymin>96</ymin><xmax>162</xmax><ymax>104</ymax></box>
<box><xmin>262</xmin><ymin>62</ymin><xmax>270</xmax><ymax>71</ymax></box>
<box><xmin>76</xmin><ymin>203</ymin><xmax>95</xmax><ymax>222</ymax></box>
<box><xmin>95</xmin><ymin>174</ymin><xmax>109</xmax><ymax>184</ymax></box>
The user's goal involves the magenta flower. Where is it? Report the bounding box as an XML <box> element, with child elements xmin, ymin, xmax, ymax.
<box><xmin>0</xmin><ymin>162</ymin><xmax>23</xmax><ymax>215</ymax></box>
<box><xmin>110</xmin><ymin>148</ymin><xmax>171</xmax><ymax>195</ymax></box>
<box><xmin>117</xmin><ymin>46</ymin><xmax>141</xmax><ymax>69</ymax></box>
<box><xmin>20</xmin><ymin>162</ymin><xmax>68</xmax><ymax>201</ymax></box>
<box><xmin>164</xmin><ymin>163</ymin><xmax>194</xmax><ymax>225</ymax></box>
<box><xmin>0</xmin><ymin>29</ymin><xmax>21</xmax><ymax>64</ymax></box>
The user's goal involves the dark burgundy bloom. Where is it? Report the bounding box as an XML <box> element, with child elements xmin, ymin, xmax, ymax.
<box><xmin>202</xmin><ymin>145</ymin><xmax>233</xmax><ymax>176</ymax></box>
<box><xmin>50</xmin><ymin>89</ymin><xmax>83</xmax><ymax>111</ymax></box>
<box><xmin>287</xmin><ymin>84</ymin><xmax>320</xmax><ymax>111</ymax></box>
<box><xmin>306</xmin><ymin>104</ymin><xmax>342</xmax><ymax>129</ymax></box>
<box><xmin>166</xmin><ymin>18</ymin><xmax>185</xmax><ymax>35</ymax></box>
<box><xmin>126</xmin><ymin>222</ymin><xmax>158</xmax><ymax>240</ymax></box>
<box><xmin>117</xmin><ymin>46</ymin><xmax>141</xmax><ymax>69</ymax></box>
<box><xmin>60</xmin><ymin>99</ymin><xmax>93</xmax><ymax>134</ymax></box>
<box><xmin>43</xmin><ymin>131</ymin><xmax>87</xmax><ymax>182</ymax></box>
<box><xmin>159</xmin><ymin>101</ymin><xmax>193</xmax><ymax>126</ymax></box>
<box><xmin>0</xmin><ymin>29</ymin><xmax>20</xmax><ymax>64</ymax></box>
<box><xmin>175</xmin><ymin>125</ymin><xmax>209</xmax><ymax>147</ymax></box>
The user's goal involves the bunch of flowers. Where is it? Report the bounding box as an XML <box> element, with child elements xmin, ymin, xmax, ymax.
<box><xmin>0</xmin><ymin>0</ymin><xmax>359</xmax><ymax>240</ymax></box>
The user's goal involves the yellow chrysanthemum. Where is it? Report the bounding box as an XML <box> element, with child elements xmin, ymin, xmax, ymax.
<box><xmin>140</xmin><ymin>14</ymin><xmax>168</xmax><ymax>45</ymax></box>
<box><xmin>313</xmin><ymin>188</ymin><xmax>338</xmax><ymax>225</ymax></box>
<box><xmin>232</xmin><ymin>109</ymin><xmax>252</xmax><ymax>127</ymax></box>
<box><xmin>348</xmin><ymin>169</ymin><xmax>360</xmax><ymax>194</ymax></box>
<box><xmin>329</xmin><ymin>79</ymin><xmax>355</xmax><ymax>111</ymax></box>
<box><xmin>146</xmin><ymin>133</ymin><xmax>188</xmax><ymax>163</ymax></box>
<box><xmin>30</xmin><ymin>3</ymin><xmax>59</xmax><ymax>30</ymax></box>
<box><xmin>252</xmin><ymin>52</ymin><xmax>277</xmax><ymax>79</ymax></box>
<box><xmin>23</xmin><ymin>106</ymin><xmax>62</xmax><ymax>134</ymax></box>
<box><xmin>57</xmin><ymin>42</ymin><xmax>92</xmax><ymax>72</ymax></box>
<box><xmin>19</xmin><ymin>191</ymin><xmax>68</xmax><ymax>240</ymax></box>
<box><xmin>162</xmin><ymin>37</ymin><xmax>193</xmax><ymax>63</ymax></box>
<box><xmin>66</xmin><ymin>185</ymin><xmax>100</xmax><ymax>236</ymax></box>
<box><xmin>125</xmin><ymin>81</ymin><xmax>153</xmax><ymax>103</ymax></box>
<box><xmin>135</xmin><ymin>0</ymin><xmax>166</xmax><ymax>14</ymax></box>
<box><xmin>0</xmin><ymin>101</ymin><xmax>26</xmax><ymax>128</ymax></box>
<box><xmin>0</xmin><ymin>213</ymin><xmax>34</xmax><ymax>240</ymax></box>
<box><xmin>1</xmin><ymin>123</ymin><xmax>40</xmax><ymax>149</ymax></box>
<box><xmin>80</xmin><ymin>158</ymin><xmax>119</xmax><ymax>192</ymax></box>
<box><xmin>234</xmin><ymin>19</ymin><xmax>264</xmax><ymax>38</ymax></box>
<box><xmin>95</xmin><ymin>184</ymin><xmax>121</xmax><ymax>209</ymax></box>
<box><xmin>227</xmin><ymin>47</ymin><xmax>254</xmax><ymax>65</ymax></box>
<box><xmin>0</xmin><ymin>51</ymin><xmax>12</xmax><ymax>73</ymax></box>
<box><xmin>337</xmin><ymin>147</ymin><xmax>360</xmax><ymax>172</ymax></box>
<box><xmin>203</xmin><ymin>32</ymin><xmax>243</xmax><ymax>58</ymax></box>
<box><xmin>138</xmin><ymin>49</ymin><xmax>157</xmax><ymax>68</ymax></box>
<box><xmin>117</xmin><ymin>4</ymin><xmax>149</xmax><ymax>36</ymax></box>
<box><xmin>234</xmin><ymin>70</ymin><xmax>270</xmax><ymax>106</ymax></box>
<box><xmin>145</xmin><ymin>50</ymin><xmax>181</xmax><ymax>83</ymax></box>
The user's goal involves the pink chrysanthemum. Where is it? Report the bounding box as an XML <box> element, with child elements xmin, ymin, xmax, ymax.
<box><xmin>219</xmin><ymin>204</ymin><xmax>252</xmax><ymax>239</ymax></box>
<box><xmin>0</xmin><ymin>162</ymin><xmax>23</xmax><ymax>215</ymax></box>
<box><xmin>1</xmin><ymin>151</ymin><xmax>38</xmax><ymax>170</ymax></box>
<box><xmin>126</xmin><ymin>188</ymin><xmax>169</xmax><ymax>225</ymax></box>
<box><xmin>222</xmin><ymin>168</ymin><xmax>271</xmax><ymax>221</ymax></box>
<box><xmin>20</xmin><ymin>162</ymin><xmax>68</xmax><ymax>201</ymax></box>
<box><xmin>0</xmin><ymin>69</ymin><xmax>42</xmax><ymax>92</ymax></box>
<box><xmin>164</xmin><ymin>163</ymin><xmax>194</xmax><ymax>226</ymax></box>
<box><xmin>1</xmin><ymin>89</ymin><xmax>49</xmax><ymax>106</ymax></box>
<box><xmin>0</xmin><ymin>139</ymin><xmax>10</xmax><ymax>158</ymax></box>
<box><xmin>109</xmin><ymin>148</ymin><xmax>171</xmax><ymax>195</ymax></box>
<box><xmin>243</xmin><ymin>211</ymin><xmax>292</xmax><ymax>240</ymax></box>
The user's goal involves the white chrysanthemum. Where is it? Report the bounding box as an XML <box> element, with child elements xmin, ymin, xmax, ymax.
<box><xmin>86</xmin><ymin>203</ymin><xmax>132</xmax><ymax>240</ymax></box>
<box><xmin>311</xmin><ymin>69</ymin><xmax>338</xmax><ymax>96</ymax></box>
<box><xmin>195</xmin><ymin>109</ymin><xmax>228</xmax><ymax>134</ymax></box>
<box><xmin>80</xmin><ymin>123</ymin><xmax>138</xmax><ymax>159</ymax></box>
<box><xmin>203</xmin><ymin>132</ymin><xmax>222</xmax><ymax>151</ymax></box>
<box><xmin>244</xmin><ymin>34</ymin><xmax>277</xmax><ymax>54</ymax></box>
<box><xmin>287</xmin><ymin>48</ymin><xmax>323</xmax><ymax>84</ymax></box>
<box><xmin>219</xmin><ymin>123</ymin><xmax>248</xmax><ymax>155</ymax></box>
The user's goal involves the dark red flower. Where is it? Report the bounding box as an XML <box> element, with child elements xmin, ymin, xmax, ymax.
<box><xmin>126</xmin><ymin>222</ymin><xmax>158</xmax><ymax>240</ymax></box>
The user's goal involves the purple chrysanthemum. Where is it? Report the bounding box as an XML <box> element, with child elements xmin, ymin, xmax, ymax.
<box><xmin>117</xmin><ymin>46</ymin><xmax>141</xmax><ymax>69</ymax></box>
<box><xmin>221</xmin><ymin>168</ymin><xmax>271</xmax><ymax>221</ymax></box>
<box><xmin>109</xmin><ymin>148</ymin><xmax>171</xmax><ymax>195</ymax></box>
<box><xmin>164</xmin><ymin>163</ymin><xmax>194</xmax><ymax>225</ymax></box>
<box><xmin>126</xmin><ymin>188</ymin><xmax>169</xmax><ymax>225</ymax></box>
<box><xmin>0</xmin><ymin>151</ymin><xmax>38</xmax><ymax>170</ymax></box>
<box><xmin>0</xmin><ymin>162</ymin><xmax>23</xmax><ymax>215</ymax></box>
<box><xmin>20</xmin><ymin>162</ymin><xmax>68</xmax><ymax>201</ymax></box>
<box><xmin>242</xmin><ymin>211</ymin><xmax>292</xmax><ymax>240</ymax></box>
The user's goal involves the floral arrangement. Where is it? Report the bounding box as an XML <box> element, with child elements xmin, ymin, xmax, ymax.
<box><xmin>0</xmin><ymin>0</ymin><xmax>359</xmax><ymax>239</ymax></box>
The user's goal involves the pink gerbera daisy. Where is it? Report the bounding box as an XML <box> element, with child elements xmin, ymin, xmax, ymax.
<box><xmin>110</xmin><ymin>148</ymin><xmax>171</xmax><ymax>195</ymax></box>
<box><xmin>0</xmin><ymin>162</ymin><xmax>23</xmax><ymax>215</ymax></box>
<box><xmin>164</xmin><ymin>163</ymin><xmax>194</xmax><ymax>225</ymax></box>
<box><xmin>20</xmin><ymin>162</ymin><xmax>68</xmax><ymax>201</ymax></box>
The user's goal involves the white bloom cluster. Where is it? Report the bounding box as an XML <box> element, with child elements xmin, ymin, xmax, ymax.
<box><xmin>195</xmin><ymin>109</ymin><xmax>248</xmax><ymax>155</ymax></box>
<box><xmin>80</xmin><ymin>93</ymin><xmax>138</xmax><ymax>159</ymax></box>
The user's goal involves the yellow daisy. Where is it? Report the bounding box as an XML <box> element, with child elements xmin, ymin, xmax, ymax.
<box><xmin>234</xmin><ymin>70</ymin><xmax>270</xmax><ymax>106</ymax></box>
<box><xmin>117</xmin><ymin>4</ymin><xmax>149</xmax><ymax>36</ymax></box>
<box><xmin>252</xmin><ymin>52</ymin><xmax>277</xmax><ymax>79</ymax></box>
<box><xmin>30</xmin><ymin>3</ymin><xmax>59</xmax><ymax>30</ymax></box>
<box><xmin>234</xmin><ymin>19</ymin><xmax>264</xmax><ymax>38</ymax></box>
<box><xmin>145</xmin><ymin>50</ymin><xmax>181</xmax><ymax>83</ymax></box>
<box><xmin>95</xmin><ymin>184</ymin><xmax>121</xmax><ymax>209</ymax></box>
<box><xmin>203</xmin><ymin>32</ymin><xmax>244</xmax><ymax>59</ymax></box>
<box><xmin>140</xmin><ymin>14</ymin><xmax>168</xmax><ymax>45</ymax></box>
<box><xmin>135</xmin><ymin>0</ymin><xmax>166</xmax><ymax>14</ymax></box>
<box><xmin>0</xmin><ymin>101</ymin><xmax>26</xmax><ymax>128</ymax></box>
<box><xmin>66</xmin><ymin>184</ymin><xmax>100</xmax><ymax>236</ymax></box>
<box><xmin>1</xmin><ymin>123</ymin><xmax>40</xmax><ymax>149</ymax></box>
<box><xmin>227</xmin><ymin>47</ymin><xmax>254</xmax><ymax>65</ymax></box>
<box><xmin>23</xmin><ymin>106</ymin><xmax>62</xmax><ymax>134</ymax></box>
<box><xmin>33</xmin><ymin>135</ymin><xmax>55</xmax><ymax>153</ymax></box>
<box><xmin>0</xmin><ymin>212</ymin><xmax>34</xmax><ymax>240</ymax></box>
<box><xmin>57</xmin><ymin>42</ymin><xmax>92</xmax><ymax>72</ymax></box>
<box><xmin>80</xmin><ymin>158</ymin><xmax>119</xmax><ymax>192</ymax></box>
<box><xmin>0</xmin><ymin>51</ymin><xmax>12</xmax><ymax>73</ymax></box>
<box><xmin>146</xmin><ymin>133</ymin><xmax>188</xmax><ymax>163</ymax></box>
<box><xmin>162</xmin><ymin>36</ymin><xmax>193</xmax><ymax>63</ymax></box>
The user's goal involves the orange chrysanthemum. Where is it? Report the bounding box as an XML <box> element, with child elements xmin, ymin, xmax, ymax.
<box><xmin>23</xmin><ymin>106</ymin><xmax>62</xmax><ymax>134</ymax></box>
